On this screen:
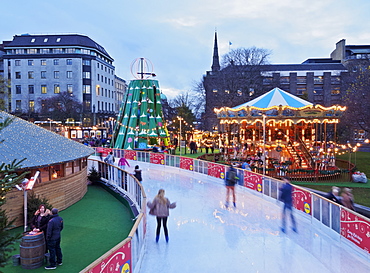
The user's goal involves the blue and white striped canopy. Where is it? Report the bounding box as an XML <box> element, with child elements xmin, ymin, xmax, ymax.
<box><xmin>234</xmin><ymin>87</ymin><xmax>312</xmax><ymax>109</ymax></box>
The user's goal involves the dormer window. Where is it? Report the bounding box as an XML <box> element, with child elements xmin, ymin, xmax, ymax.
<box><xmin>44</xmin><ymin>38</ymin><xmax>48</xmax><ymax>42</ymax></box>
<box><xmin>56</xmin><ymin>38</ymin><xmax>61</xmax><ymax>42</ymax></box>
<box><xmin>31</xmin><ymin>38</ymin><xmax>35</xmax><ymax>43</ymax></box>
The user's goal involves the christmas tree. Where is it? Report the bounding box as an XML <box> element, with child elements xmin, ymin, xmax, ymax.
<box><xmin>112</xmin><ymin>58</ymin><xmax>169</xmax><ymax>149</ymax></box>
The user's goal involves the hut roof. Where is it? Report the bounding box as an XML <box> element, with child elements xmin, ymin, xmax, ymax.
<box><xmin>0</xmin><ymin>111</ymin><xmax>94</xmax><ymax>168</ymax></box>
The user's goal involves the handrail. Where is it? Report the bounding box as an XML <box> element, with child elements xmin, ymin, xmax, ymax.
<box><xmin>80</xmin><ymin>158</ymin><xmax>146</xmax><ymax>273</ymax></box>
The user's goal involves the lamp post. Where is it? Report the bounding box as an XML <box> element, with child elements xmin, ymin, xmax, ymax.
<box><xmin>262</xmin><ymin>114</ymin><xmax>266</xmax><ymax>176</ymax></box>
<box><xmin>178</xmin><ymin>116</ymin><xmax>183</xmax><ymax>157</ymax></box>
<box><xmin>47</xmin><ymin>118</ymin><xmax>52</xmax><ymax>131</ymax></box>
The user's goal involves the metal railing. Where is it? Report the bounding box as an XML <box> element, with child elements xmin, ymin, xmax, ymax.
<box><xmin>80</xmin><ymin>159</ymin><xmax>146</xmax><ymax>273</ymax></box>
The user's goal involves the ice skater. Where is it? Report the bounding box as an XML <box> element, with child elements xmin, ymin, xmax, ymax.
<box><xmin>279</xmin><ymin>176</ymin><xmax>297</xmax><ymax>233</ymax></box>
<box><xmin>225</xmin><ymin>165</ymin><xmax>238</xmax><ymax>207</ymax></box>
<box><xmin>147</xmin><ymin>189</ymin><xmax>176</xmax><ymax>242</ymax></box>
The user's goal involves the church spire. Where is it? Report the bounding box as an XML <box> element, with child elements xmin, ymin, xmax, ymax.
<box><xmin>211</xmin><ymin>31</ymin><xmax>220</xmax><ymax>72</ymax></box>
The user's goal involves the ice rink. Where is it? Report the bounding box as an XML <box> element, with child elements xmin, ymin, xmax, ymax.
<box><xmin>128</xmin><ymin>161</ymin><xmax>370</xmax><ymax>273</ymax></box>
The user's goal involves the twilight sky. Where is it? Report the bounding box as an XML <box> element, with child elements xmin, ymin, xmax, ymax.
<box><xmin>2</xmin><ymin>0</ymin><xmax>370</xmax><ymax>99</ymax></box>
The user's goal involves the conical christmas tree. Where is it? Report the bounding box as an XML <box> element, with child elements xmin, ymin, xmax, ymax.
<box><xmin>112</xmin><ymin>58</ymin><xmax>170</xmax><ymax>149</ymax></box>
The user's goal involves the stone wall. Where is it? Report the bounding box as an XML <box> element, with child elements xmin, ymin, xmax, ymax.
<box><xmin>3</xmin><ymin>167</ymin><xmax>88</xmax><ymax>227</ymax></box>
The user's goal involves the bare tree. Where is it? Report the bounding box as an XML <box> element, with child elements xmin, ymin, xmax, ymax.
<box><xmin>221</xmin><ymin>46</ymin><xmax>271</xmax><ymax>67</ymax></box>
<box><xmin>38</xmin><ymin>92</ymin><xmax>83</xmax><ymax>123</ymax></box>
<box><xmin>0</xmin><ymin>76</ymin><xmax>10</xmax><ymax>111</ymax></box>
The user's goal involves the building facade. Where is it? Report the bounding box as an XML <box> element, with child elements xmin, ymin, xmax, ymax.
<box><xmin>0</xmin><ymin>34</ymin><xmax>125</xmax><ymax>126</ymax></box>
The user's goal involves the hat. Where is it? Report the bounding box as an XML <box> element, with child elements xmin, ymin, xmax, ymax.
<box><xmin>51</xmin><ymin>208</ymin><xmax>59</xmax><ymax>215</ymax></box>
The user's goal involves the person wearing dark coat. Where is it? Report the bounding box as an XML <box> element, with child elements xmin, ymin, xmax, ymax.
<box><xmin>326</xmin><ymin>186</ymin><xmax>342</xmax><ymax>204</ymax></box>
<box><xmin>279</xmin><ymin>176</ymin><xmax>297</xmax><ymax>233</ymax></box>
<box><xmin>31</xmin><ymin>204</ymin><xmax>51</xmax><ymax>234</ymax></box>
<box><xmin>133</xmin><ymin>165</ymin><xmax>143</xmax><ymax>182</ymax></box>
<box><xmin>45</xmin><ymin>208</ymin><xmax>64</xmax><ymax>270</ymax></box>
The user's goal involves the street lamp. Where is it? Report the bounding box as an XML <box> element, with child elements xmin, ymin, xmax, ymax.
<box><xmin>177</xmin><ymin>116</ymin><xmax>183</xmax><ymax>157</ymax></box>
<box><xmin>47</xmin><ymin>118</ymin><xmax>52</xmax><ymax>131</ymax></box>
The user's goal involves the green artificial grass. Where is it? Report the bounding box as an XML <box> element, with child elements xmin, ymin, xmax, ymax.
<box><xmin>293</xmin><ymin>151</ymin><xmax>370</xmax><ymax>207</ymax></box>
<box><xmin>3</xmin><ymin>183</ymin><xmax>133</xmax><ymax>273</ymax></box>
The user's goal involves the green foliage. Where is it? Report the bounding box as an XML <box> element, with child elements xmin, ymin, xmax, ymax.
<box><xmin>0</xmin><ymin>210</ymin><xmax>22</xmax><ymax>269</ymax></box>
<box><xmin>26</xmin><ymin>192</ymin><xmax>53</xmax><ymax>226</ymax></box>
<box><xmin>88</xmin><ymin>166</ymin><xmax>101</xmax><ymax>183</ymax></box>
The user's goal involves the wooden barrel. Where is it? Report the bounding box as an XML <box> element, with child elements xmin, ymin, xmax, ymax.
<box><xmin>20</xmin><ymin>232</ymin><xmax>46</xmax><ymax>269</ymax></box>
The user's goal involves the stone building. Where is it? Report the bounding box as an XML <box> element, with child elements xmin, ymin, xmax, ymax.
<box><xmin>0</xmin><ymin>33</ymin><xmax>127</xmax><ymax>126</ymax></box>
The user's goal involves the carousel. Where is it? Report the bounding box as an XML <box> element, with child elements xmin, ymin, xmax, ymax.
<box><xmin>214</xmin><ymin>87</ymin><xmax>347</xmax><ymax>178</ymax></box>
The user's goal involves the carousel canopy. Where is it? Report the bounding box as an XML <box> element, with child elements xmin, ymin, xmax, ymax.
<box><xmin>234</xmin><ymin>87</ymin><xmax>312</xmax><ymax>109</ymax></box>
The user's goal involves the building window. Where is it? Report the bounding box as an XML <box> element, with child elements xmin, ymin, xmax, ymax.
<box><xmin>83</xmin><ymin>72</ymin><xmax>90</xmax><ymax>79</ymax></box>
<box><xmin>31</xmin><ymin>38</ymin><xmax>35</xmax><ymax>43</ymax></box>
<box><xmin>314</xmin><ymin>86</ymin><xmax>323</xmax><ymax>95</ymax></box>
<box><xmin>41</xmin><ymin>59</ymin><xmax>47</xmax><ymax>66</ymax></box>
<box><xmin>27</xmin><ymin>49</ymin><xmax>37</xmax><ymax>54</ymax></box>
<box><xmin>28</xmin><ymin>60</ymin><xmax>34</xmax><ymax>66</ymax></box>
<box><xmin>16</xmin><ymin>100</ymin><xmax>21</xmax><ymax>111</ymax></box>
<box><xmin>297</xmin><ymin>77</ymin><xmax>306</xmax><ymax>84</ymax></box>
<box><xmin>97</xmin><ymin>63</ymin><xmax>100</xmax><ymax>68</ymax></box>
<box><xmin>41</xmin><ymin>71</ymin><xmax>46</xmax><ymax>79</ymax></box>
<box><xmin>280</xmin><ymin>76</ymin><xmax>289</xmax><ymax>84</ymax></box>
<box><xmin>28</xmin><ymin>71</ymin><xmax>34</xmax><ymax>79</ymax></box>
<box><xmin>66</xmin><ymin>59</ymin><xmax>72</xmax><ymax>65</ymax></box>
<box><xmin>54</xmin><ymin>84</ymin><xmax>60</xmax><ymax>93</ymax></box>
<box><xmin>52</xmin><ymin>48</ymin><xmax>63</xmax><ymax>53</ymax></box>
<box><xmin>40</xmin><ymin>49</ymin><xmax>49</xmax><ymax>54</ymax></box>
<box><xmin>54</xmin><ymin>71</ymin><xmax>60</xmax><ymax>79</ymax></box>
<box><xmin>16</xmin><ymin>85</ymin><xmax>21</xmax><ymax>94</ymax></box>
<box><xmin>314</xmin><ymin>76</ymin><xmax>323</xmax><ymax>84</ymax></box>
<box><xmin>83</xmin><ymin>85</ymin><xmax>91</xmax><ymax>94</ymax></box>
<box><xmin>65</xmin><ymin>48</ymin><xmax>75</xmax><ymax>53</ymax></box>
<box><xmin>297</xmin><ymin>87</ymin><xmax>306</xmax><ymax>95</ymax></box>
<box><xmin>67</xmin><ymin>84</ymin><xmax>73</xmax><ymax>93</ymax></box>
<box><xmin>96</xmin><ymin>86</ymin><xmax>100</xmax><ymax>96</ymax></box>
<box><xmin>56</xmin><ymin>38</ymin><xmax>61</xmax><ymax>42</ymax></box>
<box><xmin>66</xmin><ymin>71</ymin><xmax>72</xmax><ymax>79</ymax></box>
<box><xmin>54</xmin><ymin>59</ymin><xmax>59</xmax><ymax>65</ymax></box>
<box><xmin>15</xmin><ymin>72</ymin><xmax>21</xmax><ymax>79</ymax></box>
<box><xmin>29</xmin><ymin>85</ymin><xmax>34</xmax><ymax>94</ymax></box>
<box><xmin>41</xmin><ymin>85</ymin><xmax>47</xmax><ymax>94</ymax></box>
<box><xmin>29</xmin><ymin>100</ymin><xmax>35</xmax><ymax>112</ymax></box>
<box><xmin>15</xmin><ymin>60</ymin><xmax>21</xmax><ymax>66</ymax></box>
<box><xmin>331</xmin><ymin>87</ymin><xmax>340</xmax><ymax>95</ymax></box>
<box><xmin>82</xmin><ymin>59</ymin><xmax>91</xmax><ymax>66</ymax></box>
<box><xmin>44</xmin><ymin>38</ymin><xmax>48</xmax><ymax>42</ymax></box>
<box><xmin>97</xmin><ymin>74</ymin><xmax>100</xmax><ymax>81</ymax></box>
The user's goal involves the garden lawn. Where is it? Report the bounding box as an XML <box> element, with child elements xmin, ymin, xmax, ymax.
<box><xmin>3</xmin><ymin>183</ymin><xmax>133</xmax><ymax>273</ymax></box>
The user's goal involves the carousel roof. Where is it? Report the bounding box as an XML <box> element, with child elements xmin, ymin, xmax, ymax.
<box><xmin>234</xmin><ymin>87</ymin><xmax>313</xmax><ymax>109</ymax></box>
